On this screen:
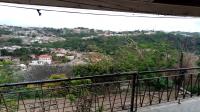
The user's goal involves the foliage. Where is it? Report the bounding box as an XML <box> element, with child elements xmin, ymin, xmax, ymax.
<box><xmin>73</xmin><ymin>60</ymin><xmax>115</xmax><ymax>77</ymax></box>
<box><xmin>0</xmin><ymin>61</ymin><xmax>16</xmax><ymax>84</ymax></box>
<box><xmin>52</xmin><ymin>55</ymin><xmax>70</xmax><ymax>63</ymax></box>
<box><xmin>73</xmin><ymin>39</ymin><xmax>178</xmax><ymax>77</ymax></box>
<box><xmin>7</xmin><ymin>38</ymin><xmax>22</xmax><ymax>45</ymax></box>
<box><xmin>49</xmin><ymin>74</ymin><xmax>66</xmax><ymax>80</ymax></box>
<box><xmin>0</xmin><ymin>29</ymin><xmax>12</xmax><ymax>36</ymax></box>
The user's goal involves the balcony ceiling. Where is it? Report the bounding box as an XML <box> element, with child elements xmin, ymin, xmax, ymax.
<box><xmin>0</xmin><ymin>0</ymin><xmax>200</xmax><ymax>17</ymax></box>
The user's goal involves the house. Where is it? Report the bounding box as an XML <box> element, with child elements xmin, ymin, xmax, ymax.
<box><xmin>66</xmin><ymin>55</ymin><xmax>75</xmax><ymax>60</ymax></box>
<box><xmin>56</xmin><ymin>54</ymin><xmax>65</xmax><ymax>57</ymax></box>
<box><xmin>18</xmin><ymin>64</ymin><xmax>27</xmax><ymax>71</ymax></box>
<box><xmin>29</xmin><ymin>60</ymin><xmax>44</xmax><ymax>66</ymax></box>
<box><xmin>29</xmin><ymin>54</ymin><xmax>37</xmax><ymax>59</ymax></box>
<box><xmin>38</xmin><ymin>54</ymin><xmax>52</xmax><ymax>64</ymax></box>
<box><xmin>0</xmin><ymin>46</ymin><xmax>21</xmax><ymax>52</ymax></box>
<box><xmin>29</xmin><ymin>54</ymin><xmax>52</xmax><ymax>65</ymax></box>
<box><xmin>52</xmin><ymin>48</ymin><xmax>68</xmax><ymax>54</ymax></box>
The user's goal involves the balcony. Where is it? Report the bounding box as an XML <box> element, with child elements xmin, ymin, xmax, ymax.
<box><xmin>0</xmin><ymin>67</ymin><xmax>200</xmax><ymax>112</ymax></box>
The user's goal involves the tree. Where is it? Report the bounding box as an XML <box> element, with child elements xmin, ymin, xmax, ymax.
<box><xmin>25</xmin><ymin>65</ymin><xmax>72</xmax><ymax>81</ymax></box>
<box><xmin>0</xmin><ymin>61</ymin><xmax>23</xmax><ymax>84</ymax></box>
<box><xmin>7</xmin><ymin>38</ymin><xmax>22</xmax><ymax>45</ymax></box>
<box><xmin>0</xmin><ymin>49</ymin><xmax>11</xmax><ymax>56</ymax></box>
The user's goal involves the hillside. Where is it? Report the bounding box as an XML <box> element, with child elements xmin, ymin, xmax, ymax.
<box><xmin>1</xmin><ymin>25</ymin><xmax>200</xmax><ymax>81</ymax></box>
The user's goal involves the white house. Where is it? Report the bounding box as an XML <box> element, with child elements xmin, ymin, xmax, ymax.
<box><xmin>66</xmin><ymin>55</ymin><xmax>75</xmax><ymax>60</ymax></box>
<box><xmin>56</xmin><ymin>53</ymin><xmax>65</xmax><ymax>57</ymax></box>
<box><xmin>29</xmin><ymin>54</ymin><xmax>52</xmax><ymax>65</ymax></box>
<box><xmin>38</xmin><ymin>54</ymin><xmax>52</xmax><ymax>64</ymax></box>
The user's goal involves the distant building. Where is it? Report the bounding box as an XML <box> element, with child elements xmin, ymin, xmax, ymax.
<box><xmin>29</xmin><ymin>54</ymin><xmax>52</xmax><ymax>65</ymax></box>
<box><xmin>38</xmin><ymin>54</ymin><xmax>52</xmax><ymax>64</ymax></box>
<box><xmin>52</xmin><ymin>48</ymin><xmax>68</xmax><ymax>54</ymax></box>
<box><xmin>66</xmin><ymin>55</ymin><xmax>75</xmax><ymax>60</ymax></box>
<box><xmin>18</xmin><ymin>64</ymin><xmax>27</xmax><ymax>71</ymax></box>
<box><xmin>56</xmin><ymin>54</ymin><xmax>65</xmax><ymax>57</ymax></box>
<box><xmin>29</xmin><ymin>60</ymin><xmax>44</xmax><ymax>66</ymax></box>
<box><xmin>29</xmin><ymin>54</ymin><xmax>36</xmax><ymax>59</ymax></box>
<box><xmin>0</xmin><ymin>46</ymin><xmax>22</xmax><ymax>52</ymax></box>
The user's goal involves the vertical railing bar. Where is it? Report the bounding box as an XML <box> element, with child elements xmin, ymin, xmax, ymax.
<box><xmin>175</xmin><ymin>76</ymin><xmax>178</xmax><ymax>100</ymax></box>
<box><xmin>169</xmin><ymin>80</ymin><xmax>173</xmax><ymax>100</ymax></box>
<box><xmin>157</xmin><ymin>78</ymin><xmax>161</xmax><ymax>103</ymax></box>
<box><xmin>198</xmin><ymin>73</ymin><xmax>200</xmax><ymax>96</ymax></box>
<box><xmin>40</xmin><ymin>84</ymin><xmax>45</xmax><ymax>111</ymax></box>
<box><xmin>166</xmin><ymin>77</ymin><xmax>169</xmax><ymax>102</ymax></box>
<box><xmin>48</xmin><ymin>90</ymin><xmax>53</xmax><ymax>112</ymax></box>
<box><xmin>88</xmin><ymin>89</ymin><xmax>93</xmax><ymax>112</ymax></box>
<box><xmin>150</xmin><ymin>83</ymin><xmax>156</xmax><ymax>105</ymax></box>
<box><xmin>20</xmin><ymin>93</ymin><xmax>27</xmax><ymax>112</ymax></box>
<box><xmin>183</xmin><ymin>74</ymin><xmax>186</xmax><ymax>99</ymax></box>
<box><xmin>96</xmin><ymin>86</ymin><xmax>101</xmax><ymax>112</ymax></box>
<box><xmin>17</xmin><ymin>93</ymin><xmax>20</xmax><ymax>112</ymax></box>
<box><xmin>140</xmin><ymin>83</ymin><xmax>147</xmax><ymax>107</ymax></box>
<box><xmin>117</xmin><ymin>83</ymin><xmax>123</xmax><ymax>110</ymax></box>
<box><xmin>159</xmin><ymin>78</ymin><xmax>165</xmax><ymax>104</ymax></box>
<box><xmin>130</xmin><ymin>73</ymin><xmax>137</xmax><ymax>112</ymax></box>
<box><xmin>33</xmin><ymin>90</ymin><xmax>38</xmax><ymax>112</ymax></box>
<box><xmin>148</xmin><ymin>80</ymin><xmax>151</xmax><ymax>105</ymax></box>
<box><xmin>62</xmin><ymin>86</ymin><xmax>69</xmax><ymax>112</ymax></box>
<box><xmin>122</xmin><ymin>81</ymin><xmax>130</xmax><ymax>109</ymax></box>
<box><xmin>135</xmin><ymin>73</ymin><xmax>139</xmax><ymax>112</ymax></box>
<box><xmin>138</xmin><ymin>80</ymin><xmax>142</xmax><ymax>107</ymax></box>
<box><xmin>100</xmin><ymin>84</ymin><xmax>106</xmax><ymax>111</ymax></box>
<box><xmin>160</xmin><ymin>86</ymin><xmax>164</xmax><ymax>103</ymax></box>
<box><xmin>95</xmin><ymin>89</ymin><xmax>97</xmax><ymax>112</ymax></box>
<box><xmin>190</xmin><ymin>74</ymin><xmax>193</xmax><ymax>97</ymax></box>
<box><xmin>107</xmin><ymin>85</ymin><xmax>112</xmax><ymax>111</ymax></box>
<box><xmin>0</xmin><ymin>93</ymin><xmax>8</xmax><ymax>112</ymax></box>
<box><xmin>111</xmin><ymin>85</ymin><xmax>118</xmax><ymax>112</ymax></box>
<box><xmin>55</xmin><ymin>95</ymin><xmax>60</xmax><ymax>112</ymax></box>
<box><xmin>193</xmin><ymin>74</ymin><xmax>198</xmax><ymax>96</ymax></box>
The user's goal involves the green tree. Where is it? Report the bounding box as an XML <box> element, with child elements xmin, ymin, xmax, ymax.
<box><xmin>7</xmin><ymin>38</ymin><xmax>22</xmax><ymax>45</ymax></box>
<box><xmin>0</xmin><ymin>61</ymin><xmax>16</xmax><ymax>83</ymax></box>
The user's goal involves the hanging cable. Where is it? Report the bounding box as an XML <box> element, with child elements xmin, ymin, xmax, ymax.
<box><xmin>0</xmin><ymin>4</ymin><xmax>198</xmax><ymax>19</ymax></box>
<box><xmin>36</xmin><ymin>9</ymin><xmax>42</xmax><ymax>16</ymax></box>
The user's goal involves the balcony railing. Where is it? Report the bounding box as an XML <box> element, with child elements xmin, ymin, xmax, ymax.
<box><xmin>0</xmin><ymin>67</ymin><xmax>200</xmax><ymax>112</ymax></box>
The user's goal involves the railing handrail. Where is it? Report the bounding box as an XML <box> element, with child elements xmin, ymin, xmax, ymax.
<box><xmin>0</xmin><ymin>67</ymin><xmax>199</xmax><ymax>87</ymax></box>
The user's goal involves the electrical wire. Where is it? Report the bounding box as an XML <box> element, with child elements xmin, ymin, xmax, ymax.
<box><xmin>0</xmin><ymin>3</ymin><xmax>198</xmax><ymax>19</ymax></box>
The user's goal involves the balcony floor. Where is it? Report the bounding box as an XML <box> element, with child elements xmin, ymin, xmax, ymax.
<box><xmin>138</xmin><ymin>97</ymin><xmax>200</xmax><ymax>112</ymax></box>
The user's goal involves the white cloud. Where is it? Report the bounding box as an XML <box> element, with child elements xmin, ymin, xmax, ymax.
<box><xmin>0</xmin><ymin>2</ymin><xmax>200</xmax><ymax>32</ymax></box>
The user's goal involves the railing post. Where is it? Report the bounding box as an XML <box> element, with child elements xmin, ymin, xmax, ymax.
<box><xmin>198</xmin><ymin>73</ymin><xmax>200</xmax><ymax>96</ymax></box>
<box><xmin>130</xmin><ymin>73</ymin><xmax>138</xmax><ymax>112</ymax></box>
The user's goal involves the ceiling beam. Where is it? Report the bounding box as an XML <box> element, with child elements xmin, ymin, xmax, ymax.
<box><xmin>0</xmin><ymin>0</ymin><xmax>200</xmax><ymax>17</ymax></box>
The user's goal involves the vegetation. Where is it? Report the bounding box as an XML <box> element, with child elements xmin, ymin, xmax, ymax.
<box><xmin>7</xmin><ymin>38</ymin><xmax>22</xmax><ymax>45</ymax></box>
<box><xmin>1</xmin><ymin>29</ymin><xmax>200</xmax><ymax>83</ymax></box>
<box><xmin>0</xmin><ymin>61</ymin><xmax>23</xmax><ymax>84</ymax></box>
<box><xmin>0</xmin><ymin>29</ymin><xmax>12</xmax><ymax>36</ymax></box>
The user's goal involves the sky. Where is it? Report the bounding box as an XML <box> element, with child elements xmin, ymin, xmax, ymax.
<box><xmin>0</xmin><ymin>2</ymin><xmax>200</xmax><ymax>32</ymax></box>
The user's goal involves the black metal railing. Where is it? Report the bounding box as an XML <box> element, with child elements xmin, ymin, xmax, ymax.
<box><xmin>0</xmin><ymin>67</ymin><xmax>200</xmax><ymax>112</ymax></box>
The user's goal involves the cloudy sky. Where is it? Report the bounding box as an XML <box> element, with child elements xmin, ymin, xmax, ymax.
<box><xmin>0</xmin><ymin>2</ymin><xmax>200</xmax><ymax>32</ymax></box>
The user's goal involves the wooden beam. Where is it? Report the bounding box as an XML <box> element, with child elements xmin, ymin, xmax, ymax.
<box><xmin>0</xmin><ymin>0</ymin><xmax>200</xmax><ymax>17</ymax></box>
